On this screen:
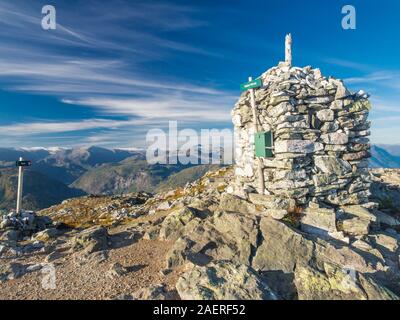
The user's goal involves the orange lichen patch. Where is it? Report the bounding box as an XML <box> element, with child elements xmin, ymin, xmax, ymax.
<box><xmin>283</xmin><ymin>205</ymin><xmax>304</xmax><ymax>227</ymax></box>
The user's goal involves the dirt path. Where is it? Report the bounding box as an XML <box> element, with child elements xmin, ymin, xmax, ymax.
<box><xmin>0</xmin><ymin>238</ymin><xmax>180</xmax><ymax>300</ymax></box>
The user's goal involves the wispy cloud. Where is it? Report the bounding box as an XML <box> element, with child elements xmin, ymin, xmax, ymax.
<box><xmin>0</xmin><ymin>119</ymin><xmax>137</xmax><ymax>136</ymax></box>
<box><xmin>62</xmin><ymin>94</ymin><xmax>234</xmax><ymax>122</ymax></box>
<box><xmin>323</xmin><ymin>58</ymin><xmax>375</xmax><ymax>72</ymax></box>
<box><xmin>345</xmin><ymin>71</ymin><xmax>400</xmax><ymax>86</ymax></box>
<box><xmin>0</xmin><ymin>1</ymin><xmax>234</xmax><ymax>147</ymax></box>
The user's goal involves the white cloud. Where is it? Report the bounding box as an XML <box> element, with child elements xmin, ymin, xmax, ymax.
<box><xmin>323</xmin><ymin>58</ymin><xmax>374</xmax><ymax>72</ymax></box>
<box><xmin>62</xmin><ymin>94</ymin><xmax>235</xmax><ymax>122</ymax></box>
<box><xmin>0</xmin><ymin>119</ymin><xmax>136</xmax><ymax>136</ymax></box>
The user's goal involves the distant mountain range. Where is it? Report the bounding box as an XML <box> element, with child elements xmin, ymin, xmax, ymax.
<box><xmin>0</xmin><ymin>146</ymin><xmax>220</xmax><ymax>211</ymax></box>
<box><xmin>0</xmin><ymin>144</ymin><xmax>398</xmax><ymax>212</ymax></box>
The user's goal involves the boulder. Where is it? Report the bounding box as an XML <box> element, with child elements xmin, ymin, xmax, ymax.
<box><xmin>253</xmin><ymin>217</ymin><xmax>373</xmax><ymax>276</ymax></box>
<box><xmin>368</xmin><ymin>233</ymin><xmax>399</xmax><ymax>255</ymax></box>
<box><xmin>339</xmin><ymin>217</ymin><xmax>370</xmax><ymax>236</ymax></box>
<box><xmin>165</xmin><ymin>212</ymin><xmax>259</xmax><ymax>269</ymax></box>
<box><xmin>252</xmin><ymin>218</ymin><xmax>315</xmax><ymax>273</ymax></box>
<box><xmin>339</xmin><ymin>205</ymin><xmax>377</xmax><ymax>229</ymax></box>
<box><xmin>248</xmin><ymin>193</ymin><xmax>295</xmax><ymax>211</ymax></box>
<box><xmin>71</xmin><ymin>226</ymin><xmax>109</xmax><ymax>255</ymax></box>
<box><xmin>34</xmin><ymin>228</ymin><xmax>59</xmax><ymax>242</ymax></box>
<box><xmin>374</xmin><ymin>210</ymin><xmax>400</xmax><ymax>228</ymax></box>
<box><xmin>176</xmin><ymin>261</ymin><xmax>277</xmax><ymax>300</ymax></box>
<box><xmin>133</xmin><ymin>284</ymin><xmax>174</xmax><ymax>300</ymax></box>
<box><xmin>212</xmin><ymin>211</ymin><xmax>258</xmax><ymax>264</ymax></box>
<box><xmin>300</xmin><ymin>207</ymin><xmax>337</xmax><ymax>236</ymax></box>
<box><xmin>0</xmin><ymin>263</ymin><xmax>27</xmax><ymax>282</ymax></box>
<box><xmin>219</xmin><ymin>193</ymin><xmax>256</xmax><ymax>214</ymax></box>
<box><xmin>159</xmin><ymin>207</ymin><xmax>196</xmax><ymax>241</ymax></box>
<box><xmin>294</xmin><ymin>263</ymin><xmax>398</xmax><ymax>300</ymax></box>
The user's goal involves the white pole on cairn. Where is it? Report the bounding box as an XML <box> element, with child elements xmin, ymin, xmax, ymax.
<box><xmin>248</xmin><ymin>77</ymin><xmax>265</xmax><ymax>195</ymax></box>
<box><xmin>16</xmin><ymin>157</ymin><xmax>24</xmax><ymax>214</ymax></box>
<box><xmin>285</xmin><ymin>33</ymin><xmax>292</xmax><ymax>67</ymax></box>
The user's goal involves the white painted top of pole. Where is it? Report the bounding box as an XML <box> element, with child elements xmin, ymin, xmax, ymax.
<box><xmin>285</xmin><ymin>33</ymin><xmax>292</xmax><ymax>67</ymax></box>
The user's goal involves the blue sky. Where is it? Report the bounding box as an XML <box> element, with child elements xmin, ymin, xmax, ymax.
<box><xmin>0</xmin><ymin>0</ymin><xmax>399</xmax><ymax>148</ymax></box>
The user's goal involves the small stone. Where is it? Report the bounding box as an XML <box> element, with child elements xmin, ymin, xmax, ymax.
<box><xmin>248</xmin><ymin>193</ymin><xmax>295</xmax><ymax>211</ymax></box>
<box><xmin>321</xmin><ymin>132</ymin><xmax>349</xmax><ymax>145</ymax></box>
<box><xmin>314</xmin><ymin>156</ymin><xmax>352</xmax><ymax>175</ymax></box>
<box><xmin>45</xmin><ymin>251</ymin><xmax>63</xmax><ymax>263</ymax></box>
<box><xmin>133</xmin><ymin>284</ymin><xmax>173</xmax><ymax>300</ymax></box>
<box><xmin>114</xmin><ymin>294</ymin><xmax>134</xmax><ymax>300</ymax></box>
<box><xmin>26</xmin><ymin>264</ymin><xmax>43</xmax><ymax>273</ymax></box>
<box><xmin>143</xmin><ymin>227</ymin><xmax>159</xmax><ymax>240</ymax></box>
<box><xmin>34</xmin><ymin>228</ymin><xmax>58</xmax><ymax>242</ymax></box>
<box><xmin>301</xmin><ymin>207</ymin><xmax>337</xmax><ymax>236</ymax></box>
<box><xmin>335</xmin><ymin>82</ymin><xmax>351</xmax><ymax>99</ymax></box>
<box><xmin>0</xmin><ymin>219</ymin><xmax>12</xmax><ymax>230</ymax></box>
<box><xmin>157</xmin><ymin>201</ymin><xmax>171</xmax><ymax>211</ymax></box>
<box><xmin>274</xmin><ymin>140</ymin><xmax>324</xmax><ymax>154</ymax></box>
<box><xmin>0</xmin><ymin>245</ymin><xmax>7</xmax><ymax>256</ymax></box>
<box><xmin>266</xmin><ymin>209</ymin><xmax>288</xmax><ymax>220</ymax></box>
<box><xmin>219</xmin><ymin>193</ymin><xmax>256</xmax><ymax>214</ymax></box>
<box><xmin>316</xmin><ymin>109</ymin><xmax>334</xmax><ymax>122</ymax></box>
<box><xmin>160</xmin><ymin>268</ymin><xmax>172</xmax><ymax>276</ymax></box>
<box><xmin>108</xmin><ymin>263</ymin><xmax>128</xmax><ymax>278</ymax></box>
<box><xmin>1</xmin><ymin>230</ymin><xmax>21</xmax><ymax>242</ymax></box>
<box><xmin>342</xmin><ymin>151</ymin><xmax>370</xmax><ymax>161</ymax></box>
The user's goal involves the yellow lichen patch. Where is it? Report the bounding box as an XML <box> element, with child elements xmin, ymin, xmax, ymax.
<box><xmin>296</xmin><ymin>266</ymin><xmax>332</xmax><ymax>294</ymax></box>
<box><xmin>216</xmin><ymin>184</ymin><xmax>227</xmax><ymax>193</ymax></box>
<box><xmin>323</xmin><ymin>263</ymin><xmax>362</xmax><ymax>295</ymax></box>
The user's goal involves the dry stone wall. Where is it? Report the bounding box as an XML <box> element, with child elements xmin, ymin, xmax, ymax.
<box><xmin>231</xmin><ymin>62</ymin><xmax>372</xmax><ymax>208</ymax></box>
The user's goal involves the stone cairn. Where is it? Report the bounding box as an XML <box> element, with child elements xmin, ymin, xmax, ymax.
<box><xmin>230</xmin><ymin>35</ymin><xmax>372</xmax><ymax>218</ymax></box>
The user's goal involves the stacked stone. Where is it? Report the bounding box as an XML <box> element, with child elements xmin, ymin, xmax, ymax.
<box><xmin>0</xmin><ymin>210</ymin><xmax>52</xmax><ymax>234</ymax></box>
<box><xmin>231</xmin><ymin>62</ymin><xmax>372</xmax><ymax>208</ymax></box>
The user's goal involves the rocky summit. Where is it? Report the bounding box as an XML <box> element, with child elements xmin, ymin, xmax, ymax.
<box><xmin>0</xmin><ymin>166</ymin><xmax>399</xmax><ymax>300</ymax></box>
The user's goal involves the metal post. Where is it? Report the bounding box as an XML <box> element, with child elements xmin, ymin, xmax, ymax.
<box><xmin>16</xmin><ymin>157</ymin><xmax>24</xmax><ymax>214</ymax></box>
<box><xmin>248</xmin><ymin>77</ymin><xmax>265</xmax><ymax>195</ymax></box>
